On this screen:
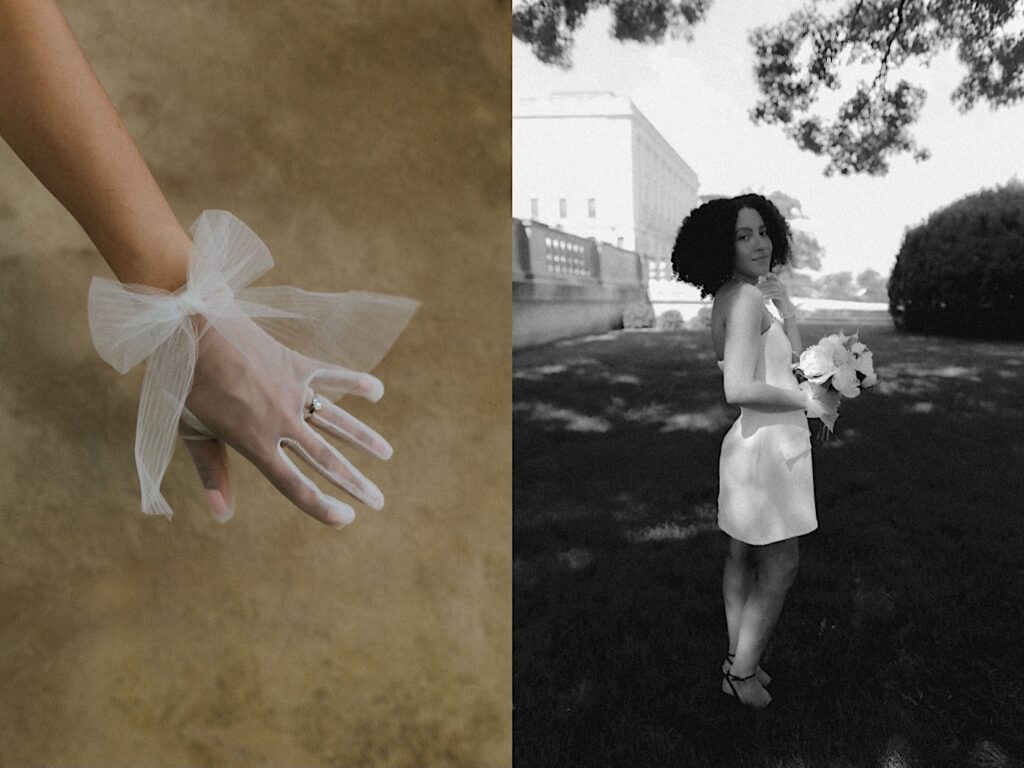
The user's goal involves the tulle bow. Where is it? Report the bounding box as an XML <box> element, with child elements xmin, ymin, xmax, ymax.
<box><xmin>88</xmin><ymin>210</ymin><xmax>418</xmax><ymax>518</ymax></box>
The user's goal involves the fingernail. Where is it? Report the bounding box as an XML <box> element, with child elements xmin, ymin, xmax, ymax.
<box><xmin>375</xmin><ymin>438</ymin><xmax>394</xmax><ymax>460</ymax></box>
<box><xmin>206</xmin><ymin>490</ymin><xmax>233</xmax><ymax>523</ymax></box>
<box><xmin>325</xmin><ymin>500</ymin><xmax>355</xmax><ymax>528</ymax></box>
<box><xmin>364</xmin><ymin>483</ymin><xmax>384</xmax><ymax>510</ymax></box>
<box><xmin>360</xmin><ymin>377</ymin><xmax>384</xmax><ymax>401</ymax></box>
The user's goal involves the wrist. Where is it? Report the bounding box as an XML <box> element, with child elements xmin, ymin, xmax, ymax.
<box><xmin>93</xmin><ymin>216</ymin><xmax>191</xmax><ymax>291</ymax></box>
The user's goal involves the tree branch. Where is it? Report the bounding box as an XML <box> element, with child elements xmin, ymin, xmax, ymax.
<box><xmin>875</xmin><ymin>0</ymin><xmax>910</xmax><ymax>86</ymax></box>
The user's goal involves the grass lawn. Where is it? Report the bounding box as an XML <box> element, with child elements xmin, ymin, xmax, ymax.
<box><xmin>513</xmin><ymin>322</ymin><xmax>1024</xmax><ymax>768</ymax></box>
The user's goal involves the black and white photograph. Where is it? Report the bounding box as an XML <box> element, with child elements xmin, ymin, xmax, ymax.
<box><xmin>513</xmin><ymin>1</ymin><xmax>1024</xmax><ymax>765</ymax></box>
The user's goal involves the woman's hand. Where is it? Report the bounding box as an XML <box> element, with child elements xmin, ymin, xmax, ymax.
<box><xmin>758</xmin><ymin>273</ymin><xmax>796</xmax><ymax>318</ymax></box>
<box><xmin>180</xmin><ymin>314</ymin><xmax>391</xmax><ymax>527</ymax></box>
<box><xmin>89</xmin><ymin>211</ymin><xmax>417</xmax><ymax>525</ymax></box>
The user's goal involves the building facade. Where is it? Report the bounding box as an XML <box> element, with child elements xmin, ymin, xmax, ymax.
<box><xmin>513</xmin><ymin>92</ymin><xmax>700</xmax><ymax>287</ymax></box>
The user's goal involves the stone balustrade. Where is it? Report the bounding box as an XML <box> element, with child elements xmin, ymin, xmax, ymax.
<box><xmin>513</xmin><ymin>219</ymin><xmax>649</xmax><ymax>348</ymax></box>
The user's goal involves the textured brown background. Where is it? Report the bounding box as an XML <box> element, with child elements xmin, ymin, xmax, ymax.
<box><xmin>0</xmin><ymin>1</ymin><xmax>509</xmax><ymax>766</ymax></box>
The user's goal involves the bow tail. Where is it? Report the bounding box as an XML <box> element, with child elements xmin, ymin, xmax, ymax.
<box><xmin>236</xmin><ymin>287</ymin><xmax>419</xmax><ymax>373</ymax></box>
<box><xmin>134</xmin><ymin>325</ymin><xmax>199</xmax><ymax>517</ymax></box>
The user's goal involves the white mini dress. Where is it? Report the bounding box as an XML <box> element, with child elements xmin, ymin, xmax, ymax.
<box><xmin>716</xmin><ymin>321</ymin><xmax>817</xmax><ymax>545</ymax></box>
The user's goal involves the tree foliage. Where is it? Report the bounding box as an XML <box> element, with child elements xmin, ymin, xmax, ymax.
<box><xmin>514</xmin><ymin>0</ymin><xmax>1024</xmax><ymax>175</ymax></box>
<box><xmin>762</xmin><ymin>189</ymin><xmax>824</xmax><ymax>270</ymax></box>
<box><xmin>782</xmin><ymin>268</ymin><xmax>890</xmax><ymax>300</ymax></box>
<box><xmin>790</xmin><ymin>228</ymin><xmax>825</xmax><ymax>272</ymax></box>
<box><xmin>750</xmin><ymin>0</ymin><xmax>1024</xmax><ymax>176</ymax></box>
<box><xmin>888</xmin><ymin>182</ymin><xmax>1024</xmax><ymax>338</ymax></box>
<box><xmin>856</xmin><ymin>268</ymin><xmax>889</xmax><ymax>301</ymax></box>
<box><xmin>765</xmin><ymin>189</ymin><xmax>805</xmax><ymax>221</ymax></box>
<box><xmin>512</xmin><ymin>0</ymin><xmax>712</xmax><ymax>67</ymax></box>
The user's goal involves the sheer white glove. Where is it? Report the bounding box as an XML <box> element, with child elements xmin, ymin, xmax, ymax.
<box><xmin>88</xmin><ymin>210</ymin><xmax>418</xmax><ymax>526</ymax></box>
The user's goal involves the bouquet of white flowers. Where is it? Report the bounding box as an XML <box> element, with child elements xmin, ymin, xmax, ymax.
<box><xmin>794</xmin><ymin>331</ymin><xmax>878</xmax><ymax>437</ymax></box>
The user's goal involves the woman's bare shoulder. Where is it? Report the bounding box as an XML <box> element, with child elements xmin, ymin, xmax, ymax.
<box><xmin>714</xmin><ymin>281</ymin><xmax>761</xmax><ymax>319</ymax></box>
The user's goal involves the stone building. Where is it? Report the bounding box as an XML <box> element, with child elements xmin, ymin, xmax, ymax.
<box><xmin>513</xmin><ymin>92</ymin><xmax>699</xmax><ymax>287</ymax></box>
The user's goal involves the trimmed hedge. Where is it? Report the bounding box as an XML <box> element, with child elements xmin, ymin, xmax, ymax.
<box><xmin>889</xmin><ymin>182</ymin><xmax>1024</xmax><ymax>338</ymax></box>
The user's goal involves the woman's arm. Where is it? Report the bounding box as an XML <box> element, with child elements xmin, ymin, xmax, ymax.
<box><xmin>721</xmin><ymin>284</ymin><xmax>808</xmax><ymax>412</ymax></box>
<box><xmin>759</xmin><ymin>274</ymin><xmax>803</xmax><ymax>356</ymax></box>
<box><xmin>0</xmin><ymin>0</ymin><xmax>189</xmax><ymax>290</ymax></box>
<box><xmin>0</xmin><ymin>0</ymin><xmax>413</xmax><ymax>526</ymax></box>
<box><xmin>780</xmin><ymin>313</ymin><xmax>803</xmax><ymax>360</ymax></box>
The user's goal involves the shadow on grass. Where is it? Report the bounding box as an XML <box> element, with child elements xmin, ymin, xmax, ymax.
<box><xmin>514</xmin><ymin>324</ymin><xmax>1024</xmax><ymax>768</ymax></box>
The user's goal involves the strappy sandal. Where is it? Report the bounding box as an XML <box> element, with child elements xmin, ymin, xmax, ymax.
<box><xmin>723</xmin><ymin>652</ymin><xmax>772</xmax><ymax>687</ymax></box>
<box><xmin>722</xmin><ymin>669</ymin><xmax>771</xmax><ymax>709</ymax></box>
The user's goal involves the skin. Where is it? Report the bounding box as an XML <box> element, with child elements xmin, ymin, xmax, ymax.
<box><xmin>0</xmin><ymin>0</ymin><xmax>190</xmax><ymax>290</ymax></box>
<box><xmin>709</xmin><ymin>206</ymin><xmax>821</xmax><ymax>708</ymax></box>
<box><xmin>0</xmin><ymin>0</ymin><xmax>390</xmax><ymax>525</ymax></box>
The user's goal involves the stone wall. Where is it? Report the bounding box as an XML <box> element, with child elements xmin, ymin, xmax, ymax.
<box><xmin>513</xmin><ymin>219</ymin><xmax>648</xmax><ymax>348</ymax></box>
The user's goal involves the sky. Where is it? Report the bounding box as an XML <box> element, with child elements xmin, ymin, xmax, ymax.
<box><xmin>513</xmin><ymin>1</ymin><xmax>1024</xmax><ymax>278</ymax></box>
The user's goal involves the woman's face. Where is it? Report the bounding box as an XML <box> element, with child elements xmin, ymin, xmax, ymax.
<box><xmin>732</xmin><ymin>206</ymin><xmax>772</xmax><ymax>281</ymax></box>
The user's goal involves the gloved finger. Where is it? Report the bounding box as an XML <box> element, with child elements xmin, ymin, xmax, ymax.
<box><xmin>306</xmin><ymin>392</ymin><xmax>393</xmax><ymax>460</ymax></box>
<box><xmin>308</xmin><ymin>365</ymin><xmax>384</xmax><ymax>403</ymax></box>
<box><xmin>181</xmin><ymin>436</ymin><xmax>236</xmax><ymax>523</ymax></box>
<box><xmin>261</xmin><ymin>447</ymin><xmax>356</xmax><ymax>528</ymax></box>
<box><xmin>179</xmin><ymin>406</ymin><xmax>216</xmax><ymax>440</ymax></box>
<box><xmin>281</xmin><ymin>430</ymin><xmax>384</xmax><ymax>511</ymax></box>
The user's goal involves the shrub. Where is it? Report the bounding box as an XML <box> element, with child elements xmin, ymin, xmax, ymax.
<box><xmin>685</xmin><ymin>305</ymin><xmax>713</xmax><ymax>330</ymax></box>
<box><xmin>889</xmin><ymin>182</ymin><xmax>1024</xmax><ymax>338</ymax></box>
<box><xmin>656</xmin><ymin>310</ymin><xmax>685</xmax><ymax>331</ymax></box>
<box><xmin>623</xmin><ymin>302</ymin><xmax>655</xmax><ymax>329</ymax></box>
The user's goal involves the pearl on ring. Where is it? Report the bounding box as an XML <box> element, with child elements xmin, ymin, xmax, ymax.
<box><xmin>305</xmin><ymin>396</ymin><xmax>323</xmax><ymax>420</ymax></box>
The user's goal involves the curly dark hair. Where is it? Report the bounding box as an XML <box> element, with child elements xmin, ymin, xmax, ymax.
<box><xmin>671</xmin><ymin>193</ymin><xmax>792</xmax><ymax>298</ymax></box>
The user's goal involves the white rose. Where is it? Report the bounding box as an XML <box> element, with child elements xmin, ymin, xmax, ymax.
<box><xmin>853</xmin><ymin>349</ymin><xmax>877</xmax><ymax>387</ymax></box>
<box><xmin>832</xmin><ymin>366</ymin><xmax>861</xmax><ymax>398</ymax></box>
<box><xmin>798</xmin><ymin>346</ymin><xmax>834</xmax><ymax>382</ymax></box>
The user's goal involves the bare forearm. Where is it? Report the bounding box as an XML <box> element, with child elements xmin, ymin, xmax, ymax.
<box><xmin>724</xmin><ymin>381</ymin><xmax>806</xmax><ymax>412</ymax></box>
<box><xmin>0</xmin><ymin>0</ymin><xmax>189</xmax><ymax>290</ymax></box>
<box><xmin>781</xmin><ymin>314</ymin><xmax>803</xmax><ymax>357</ymax></box>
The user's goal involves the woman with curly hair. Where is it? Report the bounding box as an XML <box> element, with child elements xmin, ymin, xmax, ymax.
<box><xmin>671</xmin><ymin>194</ymin><xmax>831</xmax><ymax>709</ymax></box>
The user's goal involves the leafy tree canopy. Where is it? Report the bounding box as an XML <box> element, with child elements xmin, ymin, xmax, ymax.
<box><xmin>765</xmin><ymin>189</ymin><xmax>806</xmax><ymax>221</ymax></box>
<box><xmin>856</xmin><ymin>268</ymin><xmax>889</xmax><ymax>301</ymax></box>
<box><xmin>512</xmin><ymin>1</ymin><xmax>712</xmax><ymax>67</ymax></box>
<box><xmin>790</xmin><ymin>228</ymin><xmax>825</xmax><ymax>272</ymax></box>
<box><xmin>514</xmin><ymin>0</ymin><xmax>1024</xmax><ymax>176</ymax></box>
<box><xmin>753</xmin><ymin>189</ymin><xmax>824</xmax><ymax>270</ymax></box>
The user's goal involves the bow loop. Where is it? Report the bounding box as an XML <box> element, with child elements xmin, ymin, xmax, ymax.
<box><xmin>189</xmin><ymin>209</ymin><xmax>275</xmax><ymax>290</ymax></box>
<box><xmin>88</xmin><ymin>280</ymin><xmax>184</xmax><ymax>374</ymax></box>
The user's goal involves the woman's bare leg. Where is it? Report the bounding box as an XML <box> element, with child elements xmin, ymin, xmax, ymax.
<box><xmin>733</xmin><ymin>537</ymin><xmax>799</xmax><ymax>672</ymax></box>
<box><xmin>724</xmin><ymin>536</ymin><xmax>800</xmax><ymax>708</ymax></box>
<box><xmin>722</xmin><ymin>537</ymin><xmax>773</xmax><ymax>683</ymax></box>
<box><xmin>723</xmin><ymin>537</ymin><xmax>755</xmax><ymax>657</ymax></box>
